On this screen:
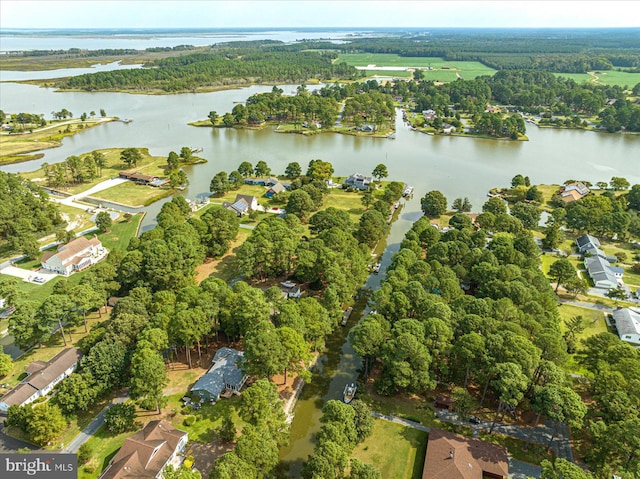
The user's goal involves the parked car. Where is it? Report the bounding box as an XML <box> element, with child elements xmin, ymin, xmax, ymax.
<box><xmin>33</xmin><ymin>277</ymin><xmax>45</xmax><ymax>283</ymax></box>
<box><xmin>469</xmin><ymin>415</ymin><xmax>481</xmax><ymax>424</ymax></box>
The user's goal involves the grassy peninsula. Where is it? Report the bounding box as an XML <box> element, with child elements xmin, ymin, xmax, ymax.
<box><xmin>0</xmin><ymin>118</ymin><xmax>116</xmax><ymax>165</ymax></box>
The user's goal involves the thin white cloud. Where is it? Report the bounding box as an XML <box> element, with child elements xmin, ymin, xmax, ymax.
<box><xmin>1</xmin><ymin>0</ymin><xmax>638</xmax><ymax>29</ymax></box>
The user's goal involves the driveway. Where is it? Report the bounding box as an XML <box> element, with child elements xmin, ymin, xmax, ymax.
<box><xmin>0</xmin><ymin>264</ymin><xmax>58</xmax><ymax>285</ymax></box>
<box><xmin>435</xmin><ymin>409</ymin><xmax>574</xmax><ymax>462</ymax></box>
<box><xmin>558</xmin><ymin>299</ymin><xmax>613</xmax><ymax>312</ymax></box>
<box><xmin>63</xmin><ymin>395</ymin><xmax>128</xmax><ymax>453</ymax></box>
<box><xmin>0</xmin><ymin>424</ymin><xmax>37</xmax><ymax>453</ymax></box>
<box><xmin>49</xmin><ymin>178</ymin><xmax>128</xmax><ymax>211</ymax></box>
<box><xmin>509</xmin><ymin>458</ymin><xmax>542</xmax><ymax>479</ymax></box>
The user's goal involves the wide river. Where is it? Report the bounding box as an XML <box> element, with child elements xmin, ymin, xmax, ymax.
<box><xmin>2</xmin><ymin>80</ymin><xmax>639</xmax><ymax>231</ymax></box>
<box><xmin>1</xmin><ymin>77</ymin><xmax>639</xmax><ymax>475</ymax></box>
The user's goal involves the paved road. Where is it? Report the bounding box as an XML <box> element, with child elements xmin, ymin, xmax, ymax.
<box><xmin>0</xmin><ymin>424</ymin><xmax>37</xmax><ymax>453</ymax></box>
<box><xmin>63</xmin><ymin>395</ymin><xmax>127</xmax><ymax>453</ymax></box>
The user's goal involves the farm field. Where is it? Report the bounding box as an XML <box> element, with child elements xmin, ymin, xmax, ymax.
<box><xmin>553</xmin><ymin>71</ymin><xmax>640</xmax><ymax>87</ymax></box>
<box><xmin>338</xmin><ymin>53</ymin><xmax>496</xmax><ymax>79</ymax></box>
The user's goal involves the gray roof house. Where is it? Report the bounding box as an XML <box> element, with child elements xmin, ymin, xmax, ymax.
<box><xmin>584</xmin><ymin>255</ymin><xmax>620</xmax><ymax>289</ymax></box>
<box><xmin>583</xmin><ymin>246</ymin><xmax>618</xmax><ymax>263</ymax></box>
<box><xmin>612</xmin><ymin>308</ymin><xmax>640</xmax><ymax>344</ymax></box>
<box><xmin>576</xmin><ymin>234</ymin><xmax>600</xmax><ymax>253</ymax></box>
<box><xmin>343</xmin><ymin>173</ymin><xmax>373</xmax><ymax>191</ymax></box>
<box><xmin>0</xmin><ymin>348</ymin><xmax>82</xmax><ymax>412</ymax></box>
<box><xmin>266</xmin><ymin>182</ymin><xmax>286</xmax><ymax>198</ymax></box>
<box><xmin>190</xmin><ymin>348</ymin><xmax>248</xmax><ymax>402</ymax></box>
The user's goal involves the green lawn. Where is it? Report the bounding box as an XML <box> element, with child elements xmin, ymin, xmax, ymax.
<box><xmin>338</xmin><ymin>54</ymin><xmax>445</xmax><ymax>67</ymax></box>
<box><xmin>558</xmin><ymin>304</ymin><xmax>608</xmax><ymax>340</ymax></box>
<box><xmin>91</xmin><ymin>181</ymin><xmax>173</xmax><ymax>207</ymax></box>
<box><xmin>364</xmin><ymin>70</ymin><xmax>413</xmax><ymax>78</ymax></box>
<box><xmin>351</xmin><ymin>419</ymin><xmax>427</xmax><ymax>479</ymax></box>
<box><xmin>553</xmin><ymin>70</ymin><xmax>640</xmax><ymax>88</ymax></box>
<box><xmin>590</xmin><ymin>70</ymin><xmax>640</xmax><ymax>87</ymax></box>
<box><xmin>166</xmin><ymin>392</ymin><xmax>243</xmax><ymax>443</ymax></box>
<box><xmin>478</xmin><ymin>431</ymin><xmax>552</xmax><ymax>465</ymax></box>
<box><xmin>79</xmin><ymin>425</ymin><xmax>130</xmax><ymax>479</ymax></box>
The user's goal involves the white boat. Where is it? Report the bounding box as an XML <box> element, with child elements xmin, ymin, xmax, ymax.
<box><xmin>343</xmin><ymin>383</ymin><xmax>357</xmax><ymax>404</ymax></box>
<box><xmin>372</xmin><ymin>262</ymin><xmax>381</xmax><ymax>274</ymax></box>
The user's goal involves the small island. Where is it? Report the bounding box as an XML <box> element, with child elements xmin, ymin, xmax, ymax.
<box><xmin>189</xmin><ymin>85</ymin><xmax>397</xmax><ymax>138</ymax></box>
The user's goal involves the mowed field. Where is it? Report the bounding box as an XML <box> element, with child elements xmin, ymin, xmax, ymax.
<box><xmin>337</xmin><ymin>53</ymin><xmax>496</xmax><ymax>81</ymax></box>
<box><xmin>554</xmin><ymin>70</ymin><xmax>640</xmax><ymax>87</ymax></box>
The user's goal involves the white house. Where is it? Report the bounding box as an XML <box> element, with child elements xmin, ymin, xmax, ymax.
<box><xmin>0</xmin><ymin>348</ymin><xmax>82</xmax><ymax>412</ymax></box>
<box><xmin>41</xmin><ymin>236</ymin><xmax>108</xmax><ymax>276</ymax></box>
<box><xmin>612</xmin><ymin>308</ymin><xmax>640</xmax><ymax>344</ymax></box>
<box><xmin>223</xmin><ymin>194</ymin><xmax>259</xmax><ymax>216</ymax></box>
<box><xmin>442</xmin><ymin>123</ymin><xmax>456</xmax><ymax>134</ymax></box>
<box><xmin>99</xmin><ymin>420</ymin><xmax>188</xmax><ymax>479</ymax></box>
<box><xmin>343</xmin><ymin>173</ymin><xmax>373</xmax><ymax>191</ymax></box>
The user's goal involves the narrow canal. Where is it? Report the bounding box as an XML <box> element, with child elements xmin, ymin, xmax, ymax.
<box><xmin>278</xmin><ymin>194</ymin><xmax>423</xmax><ymax>477</ymax></box>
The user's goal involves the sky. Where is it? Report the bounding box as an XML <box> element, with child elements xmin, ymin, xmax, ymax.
<box><xmin>1</xmin><ymin>0</ymin><xmax>639</xmax><ymax>29</ymax></box>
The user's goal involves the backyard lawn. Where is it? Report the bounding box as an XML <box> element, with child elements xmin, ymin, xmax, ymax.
<box><xmin>558</xmin><ymin>304</ymin><xmax>609</xmax><ymax>339</ymax></box>
<box><xmin>165</xmin><ymin>392</ymin><xmax>243</xmax><ymax>443</ymax></box>
<box><xmin>91</xmin><ymin>180</ymin><xmax>172</xmax><ymax>207</ymax></box>
<box><xmin>351</xmin><ymin>419</ymin><xmax>427</xmax><ymax>479</ymax></box>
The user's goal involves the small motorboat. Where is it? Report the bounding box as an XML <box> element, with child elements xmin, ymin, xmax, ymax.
<box><xmin>372</xmin><ymin>262</ymin><xmax>381</xmax><ymax>274</ymax></box>
<box><xmin>343</xmin><ymin>383</ymin><xmax>357</xmax><ymax>404</ymax></box>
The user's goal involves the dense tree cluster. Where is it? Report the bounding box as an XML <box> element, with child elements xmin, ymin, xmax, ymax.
<box><xmin>58</xmin><ymin>50</ymin><xmax>361</xmax><ymax>92</ymax></box>
<box><xmin>349</xmin><ymin>197</ymin><xmax>588</xmax><ymax>455</ymax></box>
<box><xmin>342</xmin><ymin>91</ymin><xmax>395</xmax><ymax>129</ymax></box>
<box><xmin>0</xmin><ymin>172</ymin><xmax>64</xmax><ymax>258</ymax></box>
<box><xmin>228</xmin><ymin>86</ymin><xmax>339</xmax><ymax>127</ymax></box>
<box><xmin>210</xmin><ymin>380</ymin><xmax>287</xmax><ymax>479</ymax></box>
<box><xmin>576</xmin><ymin>333</ymin><xmax>640</xmax><ymax>476</ymax></box>
<box><xmin>302</xmin><ymin>400</ymin><xmax>379</xmax><ymax>479</ymax></box>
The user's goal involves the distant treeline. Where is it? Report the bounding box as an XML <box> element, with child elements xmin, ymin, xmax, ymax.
<box><xmin>331</xmin><ymin>30</ymin><xmax>640</xmax><ymax>73</ymax></box>
<box><xmin>14</xmin><ymin>45</ymin><xmax>197</xmax><ymax>57</ymax></box>
<box><xmin>57</xmin><ymin>50</ymin><xmax>362</xmax><ymax>92</ymax></box>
